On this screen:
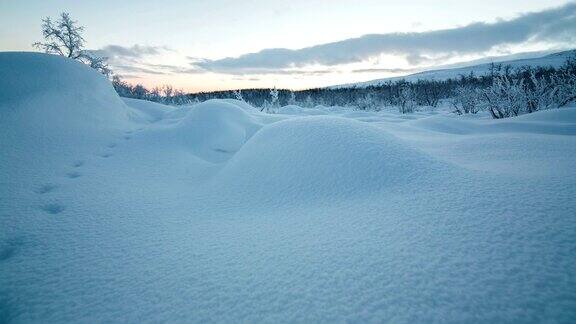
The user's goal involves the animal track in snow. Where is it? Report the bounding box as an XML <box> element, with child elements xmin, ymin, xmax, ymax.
<box><xmin>35</xmin><ymin>183</ymin><xmax>57</xmax><ymax>194</ymax></box>
<box><xmin>41</xmin><ymin>203</ymin><xmax>65</xmax><ymax>214</ymax></box>
<box><xmin>72</xmin><ymin>160</ymin><xmax>84</xmax><ymax>168</ymax></box>
<box><xmin>124</xmin><ymin>135</ymin><xmax>131</xmax><ymax>140</ymax></box>
<box><xmin>107</xmin><ymin>143</ymin><xmax>117</xmax><ymax>148</ymax></box>
<box><xmin>66</xmin><ymin>171</ymin><xmax>82</xmax><ymax>179</ymax></box>
<box><xmin>0</xmin><ymin>238</ymin><xmax>22</xmax><ymax>261</ymax></box>
<box><xmin>99</xmin><ymin>153</ymin><xmax>113</xmax><ymax>158</ymax></box>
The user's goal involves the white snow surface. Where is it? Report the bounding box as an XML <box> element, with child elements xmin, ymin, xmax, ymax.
<box><xmin>1</xmin><ymin>53</ymin><xmax>576</xmax><ymax>322</ymax></box>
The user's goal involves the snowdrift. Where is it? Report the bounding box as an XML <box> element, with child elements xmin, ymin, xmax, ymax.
<box><xmin>170</xmin><ymin>100</ymin><xmax>262</xmax><ymax>162</ymax></box>
<box><xmin>0</xmin><ymin>52</ymin><xmax>130</xmax><ymax>127</ymax></box>
<box><xmin>278</xmin><ymin>104</ymin><xmax>329</xmax><ymax>115</ymax></box>
<box><xmin>0</xmin><ymin>52</ymin><xmax>133</xmax><ymax>151</ymax></box>
<box><xmin>0</xmin><ymin>52</ymin><xmax>133</xmax><ymax>198</ymax></box>
<box><xmin>122</xmin><ymin>97</ymin><xmax>176</xmax><ymax>122</ymax></box>
<box><xmin>214</xmin><ymin>116</ymin><xmax>444</xmax><ymax>199</ymax></box>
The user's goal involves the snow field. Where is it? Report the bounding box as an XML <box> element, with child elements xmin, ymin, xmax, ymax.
<box><xmin>1</xmin><ymin>53</ymin><xmax>575</xmax><ymax>322</ymax></box>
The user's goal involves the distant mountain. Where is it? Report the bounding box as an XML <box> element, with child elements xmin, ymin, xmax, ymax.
<box><xmin>332</xmin><ymin>49</ymin><xmax>575</xmax><ymax>88</ymax></box>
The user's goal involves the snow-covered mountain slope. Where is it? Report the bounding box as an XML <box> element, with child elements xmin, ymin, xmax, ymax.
<box><xmin>333</xmin><ymin>49</ymin><xmax>576</xmax><ymax>88</ymax></box>
<box><xmin>1</xmin><ymin>52</ymin><xmax>575</xmax><ymax>322</ymax></box>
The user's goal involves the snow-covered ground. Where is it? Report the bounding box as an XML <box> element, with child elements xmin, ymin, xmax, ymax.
<box><xmin>1</xmin><ymin>53</ymin><xmax>576</xmax><ymax>322</ymax></box>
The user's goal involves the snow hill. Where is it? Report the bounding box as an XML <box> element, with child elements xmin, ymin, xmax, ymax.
<box><xmin>1</xmin><ymin>52</ymin><xmax>576</xmax><ymax>322</ymax></box>
<box><xmin>333</xmin><ymin>49</ymin><xmax>576</xmax><ymax>88</ymax></box>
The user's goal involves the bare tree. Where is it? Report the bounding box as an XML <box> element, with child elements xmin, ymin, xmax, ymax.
<box><xmin>161</xmin><ymin>85</ymin><xmax>174</xmax><ymax>100</ymax></box>
<box><xmin>417</xmin><ymin>81</ymin><xmax>441</xmax><ymax>107</ymax></box>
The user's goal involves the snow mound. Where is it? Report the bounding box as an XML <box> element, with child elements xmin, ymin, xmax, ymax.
<box><xmin>122</xmin><ymin>97</ymin><xmax>175</xmax><ymax>122</ymax></box>
<box><xmin>512</xmin><ymin>105</ymin><xmax>576</xmax><ymax>123</ymax></box>
<box><xmin>278</xmin><ymin>104</ymin><xmax>328</xmax><ymax>115</ymax></box>
<box><xmin>218</xmin><ymin>98</ymin><xmax>261</xmax><ymax>113</ymax></box>
<box><xmin>215</xmin><ymin>116</ymin><xmax>443</xmax><ymax>199</ymax></box>
<box><xmin>0</xmin><ymin>52</ymin><xmax>132</xmax><ymax>188</ymax></box>
<box><xmin>172</xmin><ymin>99</ymin><xmax>262</xmax><ymax>162</ymax></box>
<box><xmin>0</xmin><ymin>52</ymin><xmax>129</xmax><ymax>126</ymax></box>
<box><xmin>277</xmin><ymin>104</ymin><xmax>303</xmax><ymax>114</ymax></box>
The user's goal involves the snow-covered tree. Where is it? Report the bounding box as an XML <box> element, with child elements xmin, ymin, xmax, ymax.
<box><xmin>287</xmin><ymin>91</ymin><xmax>297</xmax><ymax>105</ymax></box>
<box><xmin>482</xmin><ymin>75</ymin><xmax>526</xmax><ymax>119</ymax></box>
<box><xmin>149</xmin><ymin>86</ymin><xmax>162</xmax><ymax>102</ymax></box>
<box><xmin>33</xmin><ymin>12</ymin><xmax>111</xmax><ymax>77</ymax></box>
<box><xmin>304</xmin><ymin>95</ymin><xmax>314</xmax><ymax>108</ymax></box>
<box><xmin>397</xmin><ymin>86</ymin><xmax>417</xmax><ymax>113</ymax></box>
<box><xmin>232</xmin><ymin>90</ymin><xmax>244</xmax><ymax>101</ymax></box>
<box><xmin>270</xmin><ymin>87</ymin><xmax>279</xmax><ymax>107</ymax></box>
<box><xmin>261</xmin><ymin>87</ymin><xmax>279</xmax><ymax>113</ymax></box>
<box><xmin>260</xmin><ymin>99</ymin><xmax>270</xmax><ymax>112</ymax></box>
<box><xmin>33</xmin><ymin>12</ymin><xmax>85</xmax><ymax>59</ymax></box>
<box><xmin>356</xmin><ymin>93</ymin><xmax>379</xmax><ymax>111</ymax></box>
<box><xmin>452</xmin><ymin>85</ymin><xmax>481</xmax><ymax>114</ymax></box>
<box><xmin>524</xmin><ymin>71</ymin><xmax>559</xmax><ymax>113</ymax></box>
<box><xmin>85</xmin><ymin>54</ymin><xmax>112</xmax><ymax>77</ymax></box>
<box><xmin>556</xmin><ymin>56</ymin><xmax>576</xmax><ymax>107</ymax></box>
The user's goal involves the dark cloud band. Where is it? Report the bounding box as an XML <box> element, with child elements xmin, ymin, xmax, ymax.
<box><xmin>192</xmin><ymin>2</ymin><xmax>576</xmax><ymax>74</ymax></box>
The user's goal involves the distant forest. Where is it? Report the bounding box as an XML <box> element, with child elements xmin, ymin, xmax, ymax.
<box><xmin>113</xmin><ymin>56</ymin><xmax>576</xmax><ymax>119</ymax></box>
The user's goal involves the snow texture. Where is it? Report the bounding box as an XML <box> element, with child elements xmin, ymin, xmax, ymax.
<box><xmin>1</xmin><ymin>52</ymin><xmax>575</xmax><ymax>322</ymax></box>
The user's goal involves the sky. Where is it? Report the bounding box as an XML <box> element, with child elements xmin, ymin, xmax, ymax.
<box><xmin>1</xmin><ymin>0</ymin><xmax>575</xmax><ymax>92</ymax></box>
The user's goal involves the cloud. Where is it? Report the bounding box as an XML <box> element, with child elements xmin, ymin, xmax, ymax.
<box><xmin>115</xmin><ymin>74</ymin><xmax>142</xmax><ymax>79</ymax></box>
<box><xmin>228</xmin><ymin>68</ymin><xmax>335</xmax><ymax>76</ymax></box>
<box><xmin>140</xmin><ymin>63</ymin><xmax>205</xmax><ymax>74</ymax></box>
<box><xmin>114</xmin><ymin>65</ymin><xmax>168</xmax><ymax>75</ymax></box>
<box><xmin>193</xmin><ymin>2</ymin><xmax>576</xmax><ymax>74</ymax></box>
<box><xmin>90</xmin><ymin>45</ymin><xmax>205</xmax><ymax>76</ymax></box>
<box><xmin>112</xmin><ymin>63</ymin><xmax>204</xmax><ymax>76</ymax></box>
<box><xmin>232</xmin><ymin>76</ymin><xmax>261</xmax><ymax>81</ymax></box>
<box><xmin>352</xmin><ymin>67</ymin><xmax>420</xmax><ymax>74</ymax></box>
<box><xmin>186</xmin><ymin>57</ymin><xmax>336</xmax><ymax>75</ymax></box>
<box><xmin>97</xmin><ymin>44</ymin><xmax>171</xmax><ymax>59</ymax></box>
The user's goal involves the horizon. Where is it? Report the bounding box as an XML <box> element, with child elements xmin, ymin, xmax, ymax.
<box><xmin>2</xmin><ymin>0</ymin><xmax>576</xmax><ymax>92</ymax></box>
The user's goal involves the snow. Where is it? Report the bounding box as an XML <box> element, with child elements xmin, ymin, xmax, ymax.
<box><xmin>167</xmin><ymin>100</ymin><xmax>262</xmax><ymax>163</ymax></box>
<box><xmin>213</xmin><ymin>116</ymin><xmax>445</xmax><ymax>202</ymax></box>
<box><xmin>1</xmin><ymin>52</ymin><xmax>576</xmax><ymax>322</ymax></box>
<box><xmin>121</xmin><ymin>97</ymin><xmax>176</xmax><ymax>122</ymax></box>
